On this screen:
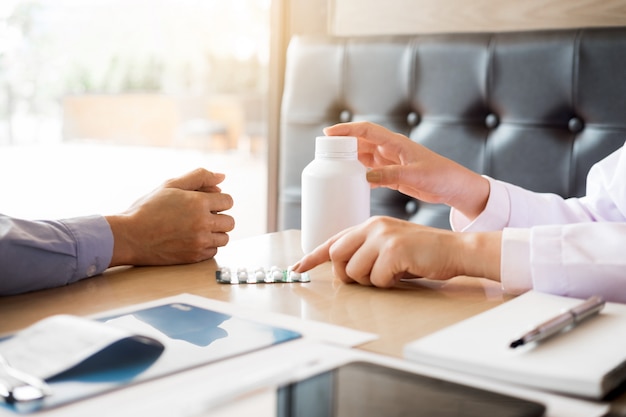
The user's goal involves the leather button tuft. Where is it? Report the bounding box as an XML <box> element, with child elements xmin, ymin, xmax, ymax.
<box><xmin>568</xmin><ymin>117</ymin><xmax>584</xmax><ymax>133</ymax></box>
<box><xmin>407</xmin><ymin>112</ymin><xmax>420</xmax><ymax>126</ymax></box>
<box><xmin>485</xmin><ymin>113</ymin><xmax>499</xmax><ymax>129</ymax></box>
<box><xmin>405</xmin><ymin>200</ymin><xmax>419</xmax><ymax>215</ymax></box>
<box><xmin>339</xmin><ymin>110</ymin><xmax>352</xmax><ymax>123</ymax></box>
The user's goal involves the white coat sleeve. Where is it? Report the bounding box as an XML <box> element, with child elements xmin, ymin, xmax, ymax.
<box><xmin>450</xmin><ymin>143</ymin><xmax>626</xmax><ymax>302</ymax></box>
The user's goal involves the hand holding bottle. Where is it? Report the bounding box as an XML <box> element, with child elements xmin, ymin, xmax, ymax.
<box><xmin>324</xmin><ymin>122</ymin><xmax>490</xmax><ymax>221</ymax></box>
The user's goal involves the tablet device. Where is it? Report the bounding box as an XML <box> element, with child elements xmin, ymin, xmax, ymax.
<box><xmin>277</xmin><ymin>361</ymin><xmax>545</xmax><ymax>417</ymax></box>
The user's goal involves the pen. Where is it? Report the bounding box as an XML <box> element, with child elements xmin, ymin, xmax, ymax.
<box><xmin>509</xmin><ymin>295</ymin><xmax>605</xmax><ymax>349</ymax></box>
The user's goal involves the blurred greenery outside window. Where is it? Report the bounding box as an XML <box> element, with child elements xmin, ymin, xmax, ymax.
<box><xmin>0</xmin><ymin>0</ymin><xmax>270</xmax><ymax>146</ymax></box>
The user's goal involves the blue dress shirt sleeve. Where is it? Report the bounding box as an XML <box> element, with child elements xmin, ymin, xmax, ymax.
<box><xmin>0</xmin><ymin>214</ymin><xmax>114</xmax><ymax>295</ymax></box>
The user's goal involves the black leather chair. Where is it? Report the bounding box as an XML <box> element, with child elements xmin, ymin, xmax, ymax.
<box><xmin>278</xmin><ymin>27</ymin><xmax>626</xmax><ymax>230</ymax></box>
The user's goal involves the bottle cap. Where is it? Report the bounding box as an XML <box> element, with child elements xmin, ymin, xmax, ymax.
<box><xmin>315</xmin><ymin>136</ymin><xmax>357</xmax><ymax>157</ymax></box>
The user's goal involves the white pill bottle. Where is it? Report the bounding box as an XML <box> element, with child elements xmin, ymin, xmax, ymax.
<box><xmin>301</xmin><ymin>136</ymin><xmax>370</xmax><ymax>253</ymax></box>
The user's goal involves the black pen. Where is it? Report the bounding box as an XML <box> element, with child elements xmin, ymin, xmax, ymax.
<box><xmin>509</xmin><ymin>295</ymin><xmax>605</xmax><ymax>349</ymax></box>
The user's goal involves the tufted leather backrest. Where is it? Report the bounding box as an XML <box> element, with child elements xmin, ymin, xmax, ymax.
<box><xmin>278</xmin><ymin>28</ymin><xmax>626</xmax><ymax>230</ymax></box>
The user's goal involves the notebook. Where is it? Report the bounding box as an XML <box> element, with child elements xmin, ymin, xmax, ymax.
<box><xmin>403</xmin><ymin>291</ymin><xmax>626</xmax><ymax>399</ymax></box>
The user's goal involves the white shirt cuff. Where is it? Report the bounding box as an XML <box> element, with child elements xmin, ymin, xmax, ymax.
<box><xmin>500</xmin><ymin>228</ymin><xmax>533</xmax><ymax>295</ymax></box>
<box><xmin>450</xmin><ymin>176</ymin><xmax>511</xmax><ymax>232</ymax></box>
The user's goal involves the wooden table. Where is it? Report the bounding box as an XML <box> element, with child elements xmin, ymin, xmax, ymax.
<box><xmin>0</xmin><ymin>230</ymin><xmax>510</xmax><ymax>358</ymax></box>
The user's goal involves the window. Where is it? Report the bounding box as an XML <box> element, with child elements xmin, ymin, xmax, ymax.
<box><xmin>0</xmin><ymin>0</ymin><xmax>270</xmax><ymax>239</ymax></box>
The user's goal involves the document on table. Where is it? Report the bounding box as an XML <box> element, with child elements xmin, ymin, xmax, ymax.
<box><xmin>0</xmin><ymin>315</ymin><xmax>163</xmax><ymax>381</ymax></box>
<box><xmin>0</xmin><ymin>293</ymin><xmax>377</xmax><ymax>413</ymax></box>
<box><xmin>0</xmin><ymin>299</ymin><xmax>301</xmax><ymax>412</ymax></box>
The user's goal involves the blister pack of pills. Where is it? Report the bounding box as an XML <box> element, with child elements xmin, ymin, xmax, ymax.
<box><xmin>215</xmin><ymin>266</ymin><xmax>311</xmax><ymax>284</ymax></box>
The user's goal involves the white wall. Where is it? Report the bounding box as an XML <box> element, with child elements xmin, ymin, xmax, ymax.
<box><xmin>329</xmin><ymin>0</ymin><xmax>626</xmax><ymax>36</ymax></box>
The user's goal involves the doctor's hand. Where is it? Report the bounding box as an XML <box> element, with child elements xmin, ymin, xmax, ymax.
<box><xmin>292</xmin><ymin>216</ymin><xmax>502</xmax><ymax>288</ymax></box>
<box><xmin>324</xmin><ymin>122</ymin><xmax>490</xmax><ymax>221</ymax></box>
<box><xmin>106</xmin><ymin>168</ymin><xmax>235</xmax><ymax>267</ymax></box>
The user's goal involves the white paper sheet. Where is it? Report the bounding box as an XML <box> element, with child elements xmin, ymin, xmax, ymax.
<box><xmin>92</xmin><ymin>293</ymin><xmax>378</xmax><ymax>348</ymax></box>
<box><xmin>0</xmin><ymin>315</ymin><xmax>162</xmax><ymax>380</ymax></box>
